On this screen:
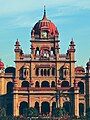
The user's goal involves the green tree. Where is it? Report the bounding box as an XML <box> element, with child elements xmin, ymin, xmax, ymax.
<box><xmin>52</xmin><ymin>107</ymin><xmax>66</xmax><ymax>117</ymax></box>
<box><xmin>24</xmin><ymin>107</ymin><xmax>38</xmax><ymax>118</ymax></box>
<box><xmin>86</xmin><ymin>107</ymin><xmax>90</xmax><ymax>120</ymax></box>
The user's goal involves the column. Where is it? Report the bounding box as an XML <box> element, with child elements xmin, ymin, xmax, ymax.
<box><xmin>50</xmin><ymin>102</ymin><xmax>52</xmax><ymax>116</ymax></box>
<box><xmin>74</xmin><ymin>88</ymin><xmax>79</xmax><ymax>117</ymax></box>
<box><xmin>13</xmin><ymin>93</ymin><xmax>19</xmax><ymax>116</ymax></box>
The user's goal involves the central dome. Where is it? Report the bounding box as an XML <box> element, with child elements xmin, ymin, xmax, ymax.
<box><xmin>31</xmin><ymin>7</ymin><xmax>59</xmax><ymax>38</ymax></box>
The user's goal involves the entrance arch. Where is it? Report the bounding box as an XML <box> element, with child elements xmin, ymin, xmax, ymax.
<box><xmin>41</xmin><ymin>102</ymin><xmax>50</xmax><ymax>115</ymax></box>
<box><xmin>63</xmin><ymin>101</ymin><xmax>71</xmax><ymax>115</ymax></box>
<box><xmin>19</xmin><ymin>101</ymin><xmax>29</xmax><ymax>115</ymax></box>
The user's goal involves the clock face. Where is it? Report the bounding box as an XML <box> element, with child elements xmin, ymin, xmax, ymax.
<box><xmin>41</xmin><ymin>31</ymin><xmax>47</xmax><ymax>38</ymax></box>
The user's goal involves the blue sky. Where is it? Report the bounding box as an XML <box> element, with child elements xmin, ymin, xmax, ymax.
<box><xmin>0</xmin><ymin>0</ymin><xmax>90</xmax><ymax>68</ymax></box>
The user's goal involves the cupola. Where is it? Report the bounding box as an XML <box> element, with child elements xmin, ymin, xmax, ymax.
<box><xmin>31</xmin><ymin>6</ymin><xmax>59</xmax><ymax>39</ymax></box>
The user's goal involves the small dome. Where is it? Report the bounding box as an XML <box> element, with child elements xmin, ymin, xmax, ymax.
<box><xmin>31</xmin><ymin>7</ymin><xmax>59</xmax><ymax>38</ymax></box>
<box><xmin>75</xmin><ymin>66</ymin><xmax>85</xmax><ymax>73</ymax></box>
<box><xmin>0</xmin><ymin>60</ymin><xmax>4</xmax><ymax>69</ymax></box>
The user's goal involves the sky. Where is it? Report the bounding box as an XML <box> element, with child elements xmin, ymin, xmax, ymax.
<box><xmin>0</xmin><ymin>0</ymin><xmax>90</xmax><ymax>68</ymax></box>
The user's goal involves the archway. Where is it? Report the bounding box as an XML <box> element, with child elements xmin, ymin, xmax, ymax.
<box><xmin>63</xmin><ymin>102</ymin><xmax>71</xmax><ymax>115</ymax></box>
<box><xmin>61</xmin><ymin>81</ymin><xmax>69</xmax><ymax>87</ymax></box>
<box><xmin>78</xmin><ymin>82</ymin><xmax>84</xmax><ymax>94</ymax></box>
<box><xmin>41</xmin><ymin>102</ymin><xmax>50</xmax><ymax>115</ymax></box>
<box><xmin>41</xmin><ymin>81</ymin><xmax>50</xmax><ymax>87</ymax></box>
<box><xmin>7</xmin><ymin>82</ymin><xmax>13</xmax><ymax>93</ymax></box>
<box><xmin>79</xmin><ymin>103</ymin><xmax>84</xmax><ymax>116</ymax></box>
<box><xmin>35</xmin><ymin>102</ymin><xmax>39</xmax><ymax>113</ymax></box>
<box><xmin>52</xmin><ymin>102</ymin><xmax>56</xmax><ymax>115</ymax></box>
<box><xmin>19</xmin><ymin>101</ymin><xmax>29</xmax><ymax>115</ymax></box>
<box><xmin>35</xmin><ymin>81</ymin><xmax>40</xmax><ymax>87</ymax></box>
<box><xmin>22</xmin><ymin>81</ymin><xmax>29</xmax><ymax>87</ymax></box>
<box><xmin>51</xmin><ymin>81</ymin><xmax>55</xmax><ymax>87</ymax></box>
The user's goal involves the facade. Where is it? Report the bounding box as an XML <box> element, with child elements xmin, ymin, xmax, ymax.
<box><xmin>0</xmin><ymin>8</ymin><xmax>90</xmax><ymax>117</ymax></box>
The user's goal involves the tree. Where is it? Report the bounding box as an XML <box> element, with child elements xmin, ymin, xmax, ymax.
<box><xmin>86</xmin><ymin>107</ymin><xmax>90</xmax><ymax>120</ymax></box>
<box><xmin>52</xmin><ymin>107</ymin><xmax>66</xmax><ymax>117</ymax></box>
<box><xmin>23</xmin><ymin>107</ymin><xmax>38</xmax><ymax>118</ymax></box>
<box><xmin>0</xmin><ymin>107</ymin><xmax>7</xmax><ymax>120</ymax></box>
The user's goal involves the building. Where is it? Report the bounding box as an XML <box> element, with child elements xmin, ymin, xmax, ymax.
<box><xmin>0</xmin><ymin>7</ymin><xmax>90</xmax><ymax>117</ymax></box>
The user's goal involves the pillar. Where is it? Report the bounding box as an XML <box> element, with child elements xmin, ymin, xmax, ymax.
<box><xmin>74</xmin><ymin>87</ymin><xmax>79</xmax><ymax>117</ymax></box>
<box><xmin>13</xmin><ymin>93</ymin><xmax>19</xmax><ymax>116</ymax></box>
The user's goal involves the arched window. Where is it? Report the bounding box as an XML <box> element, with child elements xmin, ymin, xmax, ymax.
<box><xmin>44</xmin><ymin>69</ymin><xmax>47</xmax><ymax>76</ymax></box>
<box><xmin>36</xmin><ymin>68</ymin><xmax>39</xmax><ymax>76</ymax></box>
<box><xmin>41</xmin><ymin>69</ymin><xmax>43</xmax><ymax>76</ymax></box>
<box><xmin>7</xmin><ymin>82</ymin><xmax>13</xmax><ymax>93</ymax></box>
<box><xmin>52</xmin><ymin>68</ymin><xmax>55</xmax><ymax>76</ymax></box>
<box><xmin>22</xmin><ymin>81</ymin><xmax>29</xmax><ymax>87</ymax></box>
<box><xmin>47</xmin><ymin>69</ymin><xmax>50</xmax><ymax>76</ymax></box>
<box><xmin>41</xmin><ymin>81</ymin><xmax>50</xmax><ymax>87</ymax></box>
<box><xmin>51</xmin><ymin>47</ymin><xmax>55</xmax><ymax>55</ymax></box>
<box><xmin>36</xmin><ymin>47</ymin><xmax>39</xmax><ymax>55</ymax></box>
<box><xmin>35</xmin><ymin>102</ymin><xmax>39</xmax><ymax>113</ymax></box>
<box><xmin>51</xmin><ymin>81</ymin><xmax>55</xmax><ymax>87</ymax></box>
<box><xmin>78</xmin><ymin>82</ymin><xmax>84</xmax><ymax>94</ymax></box>
<box><xmin>35</xmin><ymin>81</ymin><xmax>40</xmax><ymax>87</ymax></box>
<box><xmin>19</xmin><ymin>101</ymin><xmax>29</xmax><ymax>115</ymax></box>
<box><xmin>61</xmin><ymin>81</ymin><xmax>69</xmax><ymax>87</ymax></box>
<box><xmin>79</xmin><ymin>103</ymin><xmax>84</xmax><ymax>116</ymax></box>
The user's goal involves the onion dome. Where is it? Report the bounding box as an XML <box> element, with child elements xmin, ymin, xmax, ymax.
<box><xmin>0</xmin><ymin>60</ymin><xmax>4</xmax><ymax>69</ymax></box>
<box><xmin>31</xmin><ymin>6</ymin><xmax>59</xmax><ymax>38</ymax></box>
<box><xmin>75</xmin><ymin>66</ymin><xmax>85</xmax><ymax>73</ymax></box>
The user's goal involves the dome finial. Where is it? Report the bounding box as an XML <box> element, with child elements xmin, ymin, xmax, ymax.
<box><xmin>43</xmin><ymin>5</ymin><xmax>46</xmax><ymax>19</ymax></box>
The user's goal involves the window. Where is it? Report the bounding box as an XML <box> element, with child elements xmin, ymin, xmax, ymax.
<box><xmin>78</xmin><ymin>82</ymin><xmax>84</xmax><ymax>94</ymax></box>
<box><xmin>35</xmin><ymin>81</ymin><xmax>40</xmax><ymax>87</ymax></box>
<box><xmin>22</xmin><ymin>81</ymin><xmax>29</xmax><ymax>87</ymax></box>
<box><xmin>44</xmin><ymin>69</ymin><xmax>47</xmax><ymax>76</ymax></box>
<box><xmin>36</xmin><ymin>68</ymin><xmax>39</xmax><ymax>76</ymax></box>
<box><xmin>52</xmin><ymin>68</ymin><xmax>55</xmax><ymax>76</ymax></box>
<box><xmin>61</xmin><ymin>81</ymin><xmax>69</xmax><ymax>87</ymax></box>
<box><xmin>41</xmin><ymin>69</ymin><xmax>43</xmax><ymax>76</ymax></box>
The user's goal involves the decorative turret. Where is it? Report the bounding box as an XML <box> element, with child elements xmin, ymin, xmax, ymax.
<box><xmin>14</xmin><ymin>39</ymin><xmax>20</xmax><ymax>52</ymax></box>
<box><xmin>69</xmin><ymin>38</ymin><xmax>75</xmax><ymax>52</ymax></box>
<box><xmin>68</xmin><ymin>38</ymin><xmax>75</xmax><ymax>61</ymax></box>
<box><xmin>14</xmin><ymin>39</ymin><xmax>24</xmax><ymax>60</ymax></box>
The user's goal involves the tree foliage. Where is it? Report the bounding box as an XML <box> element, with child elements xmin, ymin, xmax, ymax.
<box><xmin>52</xmin><ymin>107</ymin><xmax>66</xmax><ymax>117</ymax></box>
<box><xmin>23</xmin><ymin>107</ymin><xmax>38</xmax><ymax>117</ymax></box>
